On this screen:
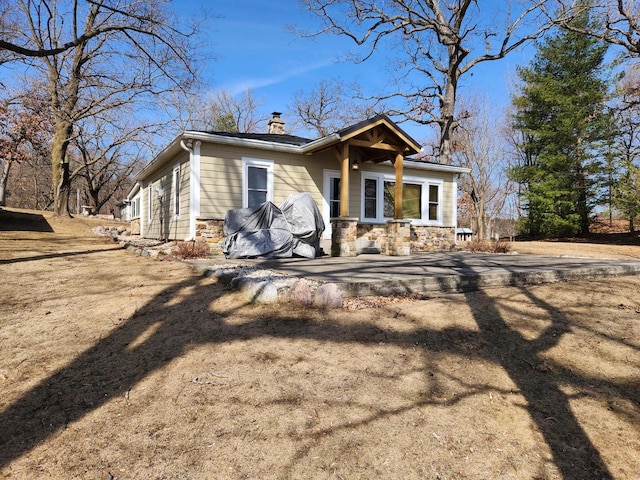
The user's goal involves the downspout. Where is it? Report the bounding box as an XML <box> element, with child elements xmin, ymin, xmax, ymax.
<box><xmin>180</xmin><ymin>138</ymin><xmax>201</xmax><ymax>240</ymax></box>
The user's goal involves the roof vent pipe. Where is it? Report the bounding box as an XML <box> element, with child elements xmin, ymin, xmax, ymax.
<box><xmin>268</xmin><ymin>112</ymin><xmax>285</xmax><ymax>134</ymax></box>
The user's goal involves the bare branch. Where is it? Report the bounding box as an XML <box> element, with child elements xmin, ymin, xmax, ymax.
<box><xmin>297</xmin><ymin>0</ymin><xmax>553</xmax><ymax>164</ymax></box>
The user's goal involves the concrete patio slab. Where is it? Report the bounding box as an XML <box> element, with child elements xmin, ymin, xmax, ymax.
<box><xmin>191</xmin><ymin>252</ymin><xmax>640</xmax><ymax>297</ymax></box>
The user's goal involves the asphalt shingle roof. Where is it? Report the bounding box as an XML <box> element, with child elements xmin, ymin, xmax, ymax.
<box><xmin>205</xmin><ymin>131</ymin><xmax>314</xmax><ymax>146</ymax></box>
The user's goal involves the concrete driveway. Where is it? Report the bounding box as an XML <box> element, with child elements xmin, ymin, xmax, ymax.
<box><xmin>231</xmin><ymin>252</ymin><xmax>640</xmax><ymax>296</ymax></box>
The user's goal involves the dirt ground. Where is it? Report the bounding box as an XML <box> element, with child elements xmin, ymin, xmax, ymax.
<box><xmin>1</xmin><ymin>208</ymin><xmax>639</xmax><ymax>480</ymax></box>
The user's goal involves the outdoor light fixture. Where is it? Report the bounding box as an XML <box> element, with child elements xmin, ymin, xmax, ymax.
<box><xmin>352</xmin><ymin>159</ymin><xmax>359</xmax><ymax>171</ymax></box>
<box><xmin>156</xmin><ymin>185</ymin><xmax>164</xmax><ymax>199</ymax></box>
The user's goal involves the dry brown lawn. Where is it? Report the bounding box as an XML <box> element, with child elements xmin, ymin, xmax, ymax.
<box><xmin>1</xmin><ymin>208</ymin><xmax>639</xmax><ymax>480</ymax></box>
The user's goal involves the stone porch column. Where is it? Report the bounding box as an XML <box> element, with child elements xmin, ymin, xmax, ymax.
<box><xmin>195</xmin><ymin>218</ymin><xmax>225</xmax><ymax>255</ymax></box>
<box><xmin>331</xmin><ymin>217</ymin><xmax>358</xmax><ymax>257</ymax></box>
<box><xmin>386</xmin><ymin>219</ymin><xmax>411</xmax><ymax>256</ymax></box>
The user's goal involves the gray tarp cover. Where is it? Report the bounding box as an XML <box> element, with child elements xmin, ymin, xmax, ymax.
<box><xmin>222</xmin><ymin>192</ymin><xmax>325</xmax><ymax>259</ymax></box>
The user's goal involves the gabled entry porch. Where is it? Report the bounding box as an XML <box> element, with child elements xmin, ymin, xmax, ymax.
<box><xmin>305</xmin><ymin>114</ymin><xmax>423</xmax><ymax>256</ymax></box>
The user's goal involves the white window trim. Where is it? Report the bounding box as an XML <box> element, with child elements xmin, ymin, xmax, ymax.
<box><xmin>172</xmin><ymin>163</ymin><xmax>181</xmax><ymax>219</ymax></box>
<box><xmin>130</xmin><ymin>194</ymin><xmax>140</xmax><ymax>220</ymax></box>
<box><xmin>360</xmin><ymin>172</ymin><xmax>444</xmax><ymax>226</ymax></box>
<box><xmin>322</xmin><ymin>169</ymin><xmax>341</xmax><ymax>240</ymax></box>
<box><xmin>147</xmin><ymin>184</ymin><xmax>153</xmax><ymax>224</ymax></box>
<box><xmin>242</xmin><ymin>157</ymin><xmax>274</xmax><ymax>208</ymax></box>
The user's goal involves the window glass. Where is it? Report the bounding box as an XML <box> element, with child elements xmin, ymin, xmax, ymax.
<box><xmin>383</xmin><ymin>181</ymin><xmax>421</xmax><ymax>219</ymax></box>
<box><xmin>403</xmin><ymin>183</ymin><xmax>422</xmax><ymax>218</ymax></box>
<box><xmin>383</xmin><ymin>181</ymin><xmax>395</xmax><ymax>218</ymax></box>
<box><xmin>247</xmin><ymin>166</ymin><xmax>268</xmax><ymax>207</ymax></box>
<box><xmin>248</xmin><ymin>166</ymin><xmax>267</xmax><ymax>190</ymax></box>
<box><xmin>148</xmin><ymin>186</ymin><xmax>152</xmax><ymax>222</ymax></box>
<box><xmin>173</xmin><ymin>167</ymin><xmax>180</xmax><ymax>216</ymax></box>
<box><xmin>330</xmin><ymin>177</ymin><xmax>340</xmax><ymax>217</ymax></box>
<box><xmin>364</xmin><ymin>178</ymin><xmax>377</xmax><ymax>219</ymax></box>
<box><xmin>429</xmin><ymin>184</ymin><xmax>439</xmax><ymax>220</ymax></box>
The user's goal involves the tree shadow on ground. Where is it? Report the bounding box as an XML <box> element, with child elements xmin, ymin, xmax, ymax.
<box><xmin>461</xmin><ymin>284</ymin><xmax>615</xmax><ymax>479</ymax></box>
<box><xmin>0</xmin><ymin>209</ymin><xmax>54</xmax><ymax>232</ymax></box>
<box><xmin>0</xmin><ymin>246</ymin><xmax>123</xmax><ymax>265</ymax></box>
<box><xmin>0</xmin><ymin>257</ymin><xmax>635</xmax><ymax>478</ymax></box>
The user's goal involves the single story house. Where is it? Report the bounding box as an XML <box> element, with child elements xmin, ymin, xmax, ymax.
<box><xmin>127</xmin><ymin>113</ymin><xmax>469</xmax><ymax>256</ymax></box>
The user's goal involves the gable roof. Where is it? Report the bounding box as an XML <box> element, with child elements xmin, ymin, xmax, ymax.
<box><xmin>134</xmin><ymin>114</ymin><xmax>464</xmax><ymax>183</ymax></box>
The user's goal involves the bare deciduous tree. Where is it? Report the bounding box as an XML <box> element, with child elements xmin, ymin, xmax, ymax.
<box><xmin>553</xmin><ymin>0</ymin><xmax>640</xmax><ymax>56</ymax></box>
<box><xmin>206</xmin><ymin>89</ymin><xmax>265</xmax><ymax>133</ymax></box>
<box><xmin>288</xmin><ymin>78</ymin><xmax>380</xmax><ymax>137</ymax></box>
<box><xmin>298</xmin><ymin>0</ymin><xmax>552</xmax><ymax>164</ymax></box>
<box><xmin>610</xmin><ymin>64</ymin><xmax>640</xmax><ymax>231</ymax></box>
<box><xmin>453</xmin><ymin>96</ymin><xmax>515</xmax><ymax>240</ymax></box>
<box><xmin>162</xmin><ymin>88</ymin><xmax>264</xmax><ymax>135</ymax></box>
<box><xmin>1</xmin><ymin>0</ymin><xmax>201</xmax><ymax>216</ymax></box>
<box><xmin>71</xmin><ymin>114</ymin><xmax>150</xmax><ymax>214</ymax></box>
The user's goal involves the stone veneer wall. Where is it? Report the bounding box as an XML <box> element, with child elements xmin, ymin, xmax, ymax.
<box><xmin>130</xmin><ymin>218</ymin><xmax>140</xmax><ymax>235</ymax></box>
<box><xmin>195</xmin><ymin>218</ymin><xmax>225</xmax><ymax>255</ymax></box>
<box><xmin>386</xmin><ymin>220</ymin><xmax>412</xmax><ymax>256</ymax></box>
<box><xmin>195</xmin><ymin>217</ymin><xmax>456</xmax><ymax>257</ymax></box>
<box><xmin>410</xmin><ymin>225</ymin><xmax>456</xmax><ymax>252</ymax></box>
<box><xmin>331</xmin><ymin>218</ymin><xmax>358</xmax><ymax>257</ymax></box>
<box><xmin>356</xmin><ymin>223</ymin><xmax>456</xmax><ymax>253</ymax></box>
<box><xmin>356</xmin><ymin>224</ymin><xmax>388</xmax><ymax>253</ymax></box>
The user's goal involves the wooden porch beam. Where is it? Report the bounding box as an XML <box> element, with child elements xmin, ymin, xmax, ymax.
<box><xmin>349</xmin><ymin>138</ymin><xmax>401</xmax><ymax>152</ymax></box>
<box><xmin>340</xmin><ymin>143</ymin><xmax>350</xmax><ymax>217</ymax></box>
<box><xmin>394</xmin><ymin>151</ymin><xmax>404</xmax><ymax>220</ymax></box>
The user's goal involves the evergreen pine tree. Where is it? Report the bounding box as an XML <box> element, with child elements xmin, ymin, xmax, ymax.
<box><xmin>510</xmin><ymin>6</ymin><xmax>610</xmax><ymax>237</ymax></box>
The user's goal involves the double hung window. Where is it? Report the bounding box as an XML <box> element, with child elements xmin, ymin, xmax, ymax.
<box><xmin>242</xmin><ymin>158</ymin><xmax>274</xmax><ymax>208</ymax></box>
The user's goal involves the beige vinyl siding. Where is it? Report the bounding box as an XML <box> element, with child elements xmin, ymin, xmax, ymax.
<box><xmin>199</xmin><ymin>144</ymin><xmax>336</xmax><ymax>218</ymax></box>
<box><xmin>144</xmin><ymin>156</ymin><xmax>190</xmax><ymax>240</ymax></box>
<box><xmin>199</xmin><ymin>143</ymin><xmax>243</xmax><ymax>217</ymax></box>
<box><xmin>272</xmin><ymin>150</ymin><xmax>333</xmax><ymax>207</ymax></box>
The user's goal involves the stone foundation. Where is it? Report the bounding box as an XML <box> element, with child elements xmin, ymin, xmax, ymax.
<box><xmin>195</xmin><ymin>218</ymin><xmax>225</xmax><ymax>255</ymax></box>
<box><xmin>386</xmin><ymin>220</ymin><xmax>411</xmax><ymax>256</ymax></box>
<box><xmin>356</xmin><ymin>224</ymin><xmax>387</xmax><ymax>253</ymax></box>
<box><xmin>130</xmin><ymin>218</ymin><xmax>140</xmax><ymax>235</ymax></box>
<box><xmin>195</xmin><ymin>216</ymin><xmax>456</xmax><ymax>257</ymax></box>
<box><xmin>411</xmin><ymin>225</ymin><xmax>456</xmax><ymax>252</ymax></box>
<box><xmin>331</xmin><ymin>217</ymin><xmax>358</xmax><ymax>257</ymax></box>
<box><xmin>356</xmin><ymin>223</ymin><xmax>456</xmax><ymax>253</ymax></box>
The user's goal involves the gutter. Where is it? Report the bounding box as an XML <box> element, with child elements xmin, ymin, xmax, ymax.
<box><xmin>182</xmin><ymin>131</ymin><xmax>306</xmax><ymax>154</ymax></box>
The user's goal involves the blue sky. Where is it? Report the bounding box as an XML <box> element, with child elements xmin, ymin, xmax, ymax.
<box><xmin>0</xmin><ymin>1</ymin><xmax>535</xmax><ymax>142</ymax></box>
<box><xmin>178</xmin><ymin>0</ymin><xmax>536</xmax><ymax>141</ymax></box>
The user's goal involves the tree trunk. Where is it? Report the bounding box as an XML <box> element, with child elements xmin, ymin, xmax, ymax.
<box><xmin>0</xmin><ymin>158</ymin><xmax>13</xmax><ymax>207</ymax></box>
<box><xmin>51</xmin><ymin>122</ymin><xmax>73</xmax><ymax>217</ymax></box>
<box><xmin>438</xmin><ymin>60</ymin><xmax>458</xmax><ymax>166</ymax></box>
<box><xmin>576</xmin><ymin>167</ymin><xmax>589</xmax><ymax>236</ymax></box>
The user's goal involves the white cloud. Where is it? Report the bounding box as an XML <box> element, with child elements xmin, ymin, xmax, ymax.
<box><xmin>224</xmin><ymin>59</ymin><xmax>334</xmax><ymax>95</ymax></box>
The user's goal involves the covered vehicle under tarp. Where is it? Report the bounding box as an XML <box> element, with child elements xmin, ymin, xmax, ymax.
<box><xmin>222</xmin><ymin>192</ymin><xmax>325</xmax><ymax>259</ymax></box>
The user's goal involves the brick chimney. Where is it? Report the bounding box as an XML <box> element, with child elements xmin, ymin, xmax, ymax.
<box><xmin>268</xmin><ymin>111</ymin><xmax>285</xmax><ymax>134</ymax></box>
